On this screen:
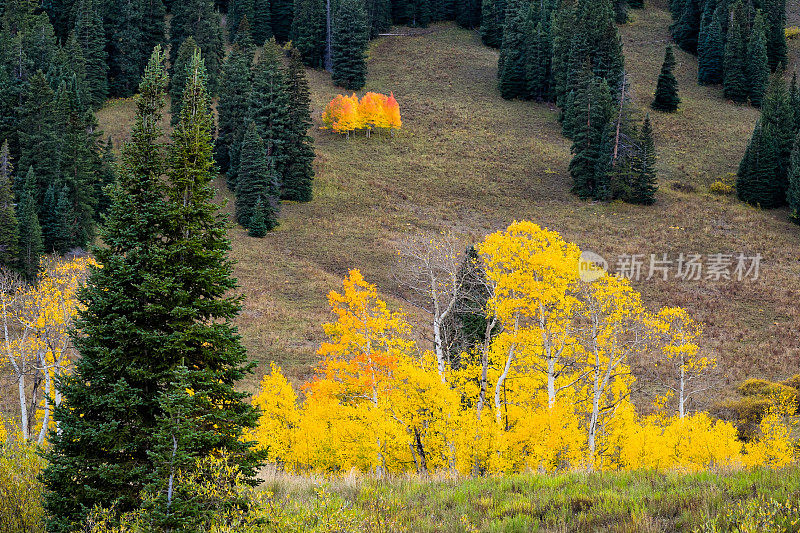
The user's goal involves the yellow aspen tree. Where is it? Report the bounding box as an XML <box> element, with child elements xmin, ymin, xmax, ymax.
<box><xmin>250</xmin><ymin>362</ymin><xmax>300</xmax><ymax>465</ymax></box>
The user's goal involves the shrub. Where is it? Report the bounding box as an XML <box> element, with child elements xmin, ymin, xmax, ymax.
<box><xmin>0</xmin><ymin>435</ymin><xmax>46</xmax><ymax>533</ymax></box>
<box><xmin>709</xmin><ymin>173</ymin><xmax>736</xmax><ymax>195</ymax></box>
<box><xmin>785</xmin><ymin>26</ymin><xmax>800</xmax><ymax>40</ymax></box>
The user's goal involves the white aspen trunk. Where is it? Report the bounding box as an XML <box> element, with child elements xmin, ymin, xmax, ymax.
<box><xmin>18</xmin><ymin>369</ymin><xmax>28</xmax><ymax>441</ymax></box>
<box><xmin>38</xmin><ymin>351</ymin><xmax>50</xmax><ymax>445</ymax></box>
<box><xmin>679</xmin><ymin>360</ymin><xmax>685</xmax><ymax>419</ymax></box>
<box><xmin>495</xmin><ymin>338</ymin><xmax>516</xmax><ymax>424</ymax></box>
<box><xmin>325</xmin><ymin>0</ymin><xmax>333</xmax><ymax>72</ymax></box>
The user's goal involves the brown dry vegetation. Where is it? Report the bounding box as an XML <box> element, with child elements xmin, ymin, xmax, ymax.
<box><xmin>95</xmin><ymin>4</ymin><xmax>800</xmax><ymax>401</ymax></box>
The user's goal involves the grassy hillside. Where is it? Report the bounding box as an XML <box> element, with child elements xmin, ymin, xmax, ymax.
<box><xmin>96</xmin><ymin>4</ymin><xmax>800</xmax><ymax>397</ymax></box>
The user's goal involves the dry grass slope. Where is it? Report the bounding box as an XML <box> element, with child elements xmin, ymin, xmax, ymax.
<box><xmin>96</xmin><ymin>4</ymin><xmax>800</xmax><ymax>399</ymax></box>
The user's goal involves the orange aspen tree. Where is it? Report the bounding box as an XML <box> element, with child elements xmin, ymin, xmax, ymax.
<box><xmin>358</xmin><ymin>92</ymin><xmax>388</xmax><ymax>137</ymax></box>
<box><xmin>384</xmin><ymin>92</ymin><xmax>401</xmax><ymax>134</ymax></box>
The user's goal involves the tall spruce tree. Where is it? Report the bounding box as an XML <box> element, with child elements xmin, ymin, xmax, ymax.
<box><xmin>737</xmin><ymin>120</ymin><xmax>782</xmax><ymax>207</ymax></box>
<box><xmin>16</xmin><ymin>166</ymin><xmax>43</xmax><ymax>281</ymax></box>
<box><xmin>16</xmin><ymin>71</ymin><xmax>60</xmax><ymax>199</ymax></box>
<box><xmin>760</xmin><ymin>74</ymin><xmax>794</xmax><ymax>187</ymax></box>
<box><xmin>42</xmin><ymin>47</ymin><xmax>174</xmax><ymax>530</ymax></box>
<box><xmin>697</xmin><ymin>12</ymin><xmax>724</xmax><ymax>85</ymax></box>
<box><xmin>270</xmin><ymin>0</ymin><xmax>292</xmax><ymax>41</ymax></box>
<box><xmin>235</xmin><ymin>122</ymin><xmax>279</xmax><ymax>232</ymax></box>
<box><xmin>670</xmin><ymin>0</ymin><xmax>700</xmax><ymax>53</ymax></box>
<box><xmin>228</xmin><ymin>0</ymin><xmax>255</xmax><ymax>41</ymax></box>
<box><xmin>480</xmin><ymin>0</ymin><xmax>506</xmax><ymax>48</ymax></box>
<box><xmin>170</xmin><ymin>37</ymin><xmax>199</xmax><ymax>126</ymax></box>
<box><xmin>0</xmin><ymin>140</ymin><xmax>18</xmax><ymax>268</ymax></box>
<box><xmin>455</xmin><ymin>0</ymin><xmax>481</xmax><ymax>28</ymax></box>
<box><xmin>629</xmin><ymin>114</ymin><xmax>658</xmax><ymax>204</ymax></box>
<box><xmin>498</xmin><ymin>0</ymin><xmax>529</xmax><ymax>100</ymax></box>
<box><xmin>746</xmin><ymin>11</ymin><xmax>769</xmax><ymax>107</ymax></box>
<box><xmin>791</xmin><ymin>72</ymin><xmax>800</xmax><ymax>134</ymax></box>
<box><xmin>73</xmin><ymin>0</ymin><xmax>108</xmax><ymax>108</ymax></box>
<box><xmin>248</xmin><ymin>43</ymin><xmax>293</xmax><ymax>190</ymax></box>
<box><xmin>364</xmin><ymin>0</ymin><xmax>392</xmax><ymax>36</ymax></box>
<box><xmin>215</xmin><ymin>44</ymin><xmax>253</xmax><ymax>183</ymax></box>
<box><xmin>284</xmin><ymin>47</ymin><xmax>315</xmax><ymax>202</ymax></box>
<box><xmin>290</xmin><ymin>0</ymin><xmax>326</xmax><ymax>67</ymax></box>
<box><xmin>169</xmin><ymin>0</ymin><xmax>223</xmax><ymax>93</ymax></box>
<box><xmin>569</xmin><ymin>69</ymin><xmax>614</xmax><ymax>200</ymax></box>
<box><xmin>108</xmin><ymin>0</ymin><xmax>166</xmax><ymax>98</ymax></box>
<box><xmin>762</xmin><ymin>0</ymin><xmax>787</xmax><ymax>72</ymax></box>
<box><xmin>331</xmin><ymin>0</ymin><xmax>368</xmax><ymax>90</ymax></box>
<box><xmin>253</xmin><ymin>0</ymin><xmax>273</xmax><ymax>45</ymax></box>
<box><xmin>723</xmin><ymin>1</ymin><xmax>748</xmax><ymax>104</ymax></box>
<box><xmin>95</xmin><ymin>137</ymin><xmax>117</xmax><ymax>219</ymax></box>
<box><xmin>651</xmin><ymin>45</ymin><xmax>680</xmax><ymax>112</ymax></box>
<box><xmin>42</xmin><ymin>46</ymin><xmax>261</xmax><ymax>531</ymax></box>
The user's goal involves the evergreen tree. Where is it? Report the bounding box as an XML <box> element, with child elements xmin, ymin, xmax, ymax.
<box><xmin>253</xmin><ymin>0</ymin><xmax>273</xmax><ymax>45</ymax></box>
<box><xmin>16</xmin><ymin>71</ymin><xmax>60</xmax><ymax>199</ymax></box>
<box><xmin>364</xmin><ymin>0</ymin><xmax>392</xmax><ymax>36</ymax></box>
<box><xmin>746</xmin><ymin>10</ymin><xmax>769</xmax><ymax>108</ymax></box>
<box><xmin>762</xmin><ymin>0</ymin><xmax>787</xmax><ymax>72</ymax></box>
<box><xmin>55</xmin><ymin>77</ymin><xmax>99</xmax><ymax>249</ymax></box>
<box><xmin>736</xmin><ymin>120</ymin><xmax>782</xmax><ymax>207</ymax></box>
<box><xmin>651</xmin><ymin>45</ymin><xmax>680</xmax><ymax>112</ymax></box>
<box><xmin>270</xmin><ymin>0</ymin><xmax>292</xmax><ymax>42</ymax></box>
<box><xmin>49</xmin><ymin>184</ymin><xmax>74</xmax><ymax>254</ymax></box>
<box><xmin>228</xmin><ymin>0</ymin><xmax>255</xmax><ymax>41</ymax></box>
<box><xmin>629</xmin><ymin>114</ymin><xmax>658</xmax><ymax>204</ymax></box>
<box><xmin>0</xmin><ymin>140</ymin><xmax>18</xmax><ymax>268</ymax></box>
<box><xmin>247</xmin><ymin>197</ymin><xmax>270</xmax><ymax>237</ymax></box>
<box><xmin>164</xmin><ymin>46</ymin><xmax>262</xmax><ymax>486</ymax></box>
<box><xmin>169</xmin><ymin>0</ymin><xmax>223</xmax><ymax>93</ymax></box>
<box><xmin>498</xmin><ymin>0</ymin><xmax>528</xmax><ymax>100</ymax></box>
<box><xmin>235</xmin><ymin>122</ymin><xmax>279</xmax><ymax>232</ymax></box>
<box><xmin>43</xmin><ymin>46</ymin><xmax>261</xmax><ymax>531</ymax></box>
<box><xmin>16</xmin><ymin>166</ymin><xmax>43</xmax><ymax>281</ymax></box>
<box><xmin>613</xmin><ymin>0</ymin><xmax>628</xmax><ymax>24</ymax></box>
<box><xmin>760</xmin><ymin>73</ymin><xmax>794</xmax><ymax>187</ymax></box>
<box><xmin>42</xmin><ymin>47</ymin><xmax>173</xmax><ymax>531</ymax></box>
<box><xmin>670</xmin><ymin>0</ymin><xmax>700</xmax><ymax>53</ymax></box>
<box><xmin>73</xmin><ymin>0</ymin><xmax>108</xmax><ymax>108</ymax></box>
<box><xmin>284</xmin><ymin>47</ymin><xmax>315</xmax><ymax>202</ymax></box>
<box><xmin>788</xmin><ymin>132</ymin><xmax>800</xmax><ymax>222</ymax></box>
<box><xmin>108</xmin><ymin>0</ymin><xmax>166</xmax><ymax>98</ymax></box>
<box><xmin>723</xmin><ymin>1</ymin><xmax>748</xmax><ymax>103</ymax></box>
<box><xmin>790</xmin><ymin>72</ymin><xmax>800</xmax><ymax>134</ymax></box>
<box><xmin>170</xmin><ymin>37</ymin><xmax>199</xmax><ymax>126</ymax></box>
<box><xmin>455</xmin><ymin>0</ymin><xmax>481</xmax><ymax>28</ymax></box>
<box><xmin>480</xmin><ymin>0</ymin><xmax>506</xmax><ymax>48</ymax></box>
<box><xmin>215</xmin><ymin>45</ymin><xmax>252</xmax><ymax>183</ymax></box>
<box><xmin>697</xmin><ymin>13</ymin><xmax>724</xmax><ymax>85</ymax></box>
<box><xmin>331</xmin><ymin>0</ymin><xmax>368</xmax><ymax>90</ymax></box>
<box><xmin>628</xmin><ymin>0</ymin><xmax>643</xmax><ymax>7</ymax></box>
<box><xmin>569</xmin><ymin>69</ymin><xmax>614</xmax><ymax>200</ymax></box>
<box><xmin>290</xmin><ymin>0</ymin><xmax>326</xmax><ymax>67</ymax></box>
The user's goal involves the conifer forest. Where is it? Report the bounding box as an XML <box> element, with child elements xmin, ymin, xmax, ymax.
<box><xmin>2</xmin><ymin>0</ymin><xmax>800</xmax><ymax>530</ymax></box>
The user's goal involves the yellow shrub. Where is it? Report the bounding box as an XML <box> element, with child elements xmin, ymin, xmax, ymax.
<box><xmin>0</xmin><ymin>439</ymin><xmax>46</xmax><ymax>533</ymax></box>
<box><xmin>709</xmin><ymin>173</ymin><xmax>736</xmax><ymax>195</ymax></box>
<box><xmin>785</xmin><ymin>26</ymin><xmax>800</xmax><ymax>39</ymax></box>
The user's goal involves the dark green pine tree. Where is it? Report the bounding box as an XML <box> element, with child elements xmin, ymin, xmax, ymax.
<box><xmin>162</xmin><ymin>47</ymin><xmax>262</xmax><ymax>482</ymax></box>
<box><xmin>248</xmin><ymin>43</ymin><xmax>293</xmax><ymax>191</ymax></box>
<box><xmin>697</xmin><ymin>12</ymin><xmax>724</xmax><ymax>85</ymax></box>
<box><xmin>43</xmin><ymin>46</ymin><xmax>262</xmax><ymax>531</ymax></box>
<box><xmin>42</xmin><ymin>47</ymin><xmax>173</xmax><ymax>531</ymax></box>
<box><xmin>761</xmin><ymin>0</ymin><xmax>787</xmax><ymax>72</ymax></box>
<box><xmin>235</xmin><ymin>122</ymin><xmax>279</xmax><ymax>232</ymax></box>
<box><xmin>760</xmin><ymin>73</ymin><xmax>795</xmax><ymax>190</ymax></box>
<box><xmin>628</xmin><ymin>0</ymin><xmax>643</xmax><ymax>8</ymax></box>
<box><xmin>480</xmin><ymin>0</ymin><xmax>506</xmax><ymax>48</ymax></box>
<box><xmin>497</xmin><ymin>0</ymin><xmax>529</xmax><ymax>100</ymax></box>
<box><xmin>247</xmin><ymin>197</ymin><xmax>269</xmax><ymax>237</ymax></box>
<box><xmin>16</xmin><ymin>167</ymin><xmax>43</xmax><ymax>281</ymax></box>
<box><xmin>215</xmin><ymin>44</ymin><xmax>252</xmax><ymax>183</ymax></box>
<box><xmin>49</xmin><ymin>184</ymin><xmax>74</xmax><ymax>254</ymax></box>
<box><xmin>629</xmin><ymin>114</ymin><xmax>658</xmax><ymax>205</ymax></box>
<box><xmin>364</xmin><ymin>0</ymin><xmax>392</xmax><ymax>37</ymax></box>
<box><xmin>290</xmin><ymin>0</ymin><xmax>326</xmax><ymax>67</ymax></box>
<box><xmin>651</xmin><ymin>45</ymin><xmax>680</xmax><ymax>112</ymax></box>
<box><xmin>0</xmin><ymin>141</ymin><xmax>19</xmax><ymax>269</ymax></box>
<box><xmin>108</xmin><ymin>0</ymin><xmax>165</xmax><ymax>98</ymax></box>
<box><xmin>228</xmin><ymin>0</ymin><xmax>255</xmax><ymax>41</ymax></box>
<box><xmin>169</xmin><ymin>0</ymin><xmax>224</xmax><ymax>93</ymax></box>
<box><xmin>283</xmin><ymin>47</ymin><xmax>315</xmax><ymax>202</ymax></box>
<box><xmin>736</xmin><ymin>120</ymin><xmax>782</xmax><ymax>207</ymax></box>
<box><xmin>170</xmin><ymin>37</ymin><xmax>199</xmax><ymax>126</ymax></box>
<box><xmin>73</xmin><ymin>0</ymin><xmax>108</xmax><ymax>108</ymax></box>
<box><xmin>55</xmin><ymin>77</ymin><xmax>99</xmax><ymax>249</ymax></box>
<box><xmin>270</xmin><ymin>0</ymin><xmax>292</xmax><ymax>42</ymax></box>
<box><xmin>331</xmin><ymin>0</ymin><xmax>368</xmax><ymax>90</ymax></box>
<box><xmin>569</xmin><ymin>70</ymin><xmax>614</xmax><ymax>200</ymax></box>
<box><xmin>746</xmin><ymin>10</ymin><xmax>769</xmax><ymax>108</ymax></box>
<box><xmin>723</xmin><ymin>1</ymin><xmax>748</xmax><ymax>104</ymax></box>
<box><xmin>253</xmin><ymin>0</ymin><xmax>273</xmax><ymax>45</ymax></box>
<box><xmin>670</xmin><ymin>0</ymin><xmax>700</xmax><ymax>53</ymax></box>
<box><xmin>16</xmin><ymin>70</ymin><xmax>60</xmax><ymax>199</ymax></box>
<box><xmin>788</xmin><ymin>132</ymin><xmax>800</xmax><ymax>222</ymax></box>
<box><xmin>455</xmin><ymin>0</ymin><xmax>481</xmax><ymax>29</ymax></box>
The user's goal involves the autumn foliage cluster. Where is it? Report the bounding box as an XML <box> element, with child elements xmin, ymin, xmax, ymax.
<box><xmin>322</xmin><ymin>92</ymin><xmax>401</xmax><ymax>136</ymax></box>
<box><xmin>251</xmin><ymin>222</ymin><xmax>797</xmax><ymax>476</ymax></box>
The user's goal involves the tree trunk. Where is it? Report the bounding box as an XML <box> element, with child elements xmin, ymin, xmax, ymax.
<box><xmin>325</xmin><ymin>0</ymin><xmax>333</xmax><ymax>73</ymax></box>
